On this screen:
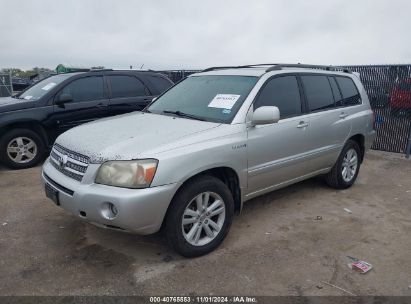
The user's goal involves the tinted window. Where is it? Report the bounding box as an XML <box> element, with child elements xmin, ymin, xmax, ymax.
<box><xmin>110</xmin><ymin>76</ymin><xmax>146</xmax><ymax>98</ymax></box>
<box><xmin>336</xmin><ymin>77</ymin><xmax>361</xmax><ymax>106</ymax></box>
<box><xmin>329</xmin><ymin>77</ymin><xmax>343</xmax><ymax>107</ymax></box>
<box><xmin>145</xmin><ymin>75</ymin><xmax>172</xmax><ymax>94</ymax></box>
<box><xmin>60</xmin><ymin>76</ymin><xmax>104</xmax><ymax>103</ymax></box>
<box><xmin>301</xmin><ymin>75</ymin><xmax>335</xmax><ymax>112</ymax></box>
<box><xmin>254</xmin><ymin>76</ymin><xmax>302</xmax><ymax>118</ymax></box>
<box><xmin>19</xmin><ymin>74</ymin><xmax>72</xmax><ymax>101</ymax></box>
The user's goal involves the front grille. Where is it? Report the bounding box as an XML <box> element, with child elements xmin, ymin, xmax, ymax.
<box><xmin>49</xmin><ymin>143</ymin><xmax>90</xmax><ymax>181</ymax></box>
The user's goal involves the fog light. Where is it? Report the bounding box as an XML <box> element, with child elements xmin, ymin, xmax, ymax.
<box><xmin>101</xmin><ymin>202</ymin><xmax>118</xmax><ymax>220</ymax></box>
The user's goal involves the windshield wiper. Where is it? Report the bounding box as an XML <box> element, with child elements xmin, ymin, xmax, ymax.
<box><xmin>162</xmin><ymin>110</ymin><xmax>206</xmax><ymax>121</ymax></box>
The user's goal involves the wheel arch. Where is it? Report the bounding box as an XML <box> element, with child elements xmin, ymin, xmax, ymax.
<box><xmin>161</xmin><ymin>166</ymin><xmax>242</xmax><ymax>230</ymax></box>
<box><xmin>348</xmin><ymin>133</ymin><xmax>365</xmax><ymax>162</ymax></box>
<box><xmin>0</xmin><ymin>121</ymin><xmax>49</xmax><ymax>147</ymax></box>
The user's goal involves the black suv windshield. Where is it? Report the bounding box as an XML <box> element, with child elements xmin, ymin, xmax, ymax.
<box><xmin>19</xmin><ymin>74</ymin><xmax>73</xmax><ymax>101</ymax></box>
<box><xmin>147</xmin><ymin>75</ymin><xmax>258</xmax><ymax>123</ymax></box>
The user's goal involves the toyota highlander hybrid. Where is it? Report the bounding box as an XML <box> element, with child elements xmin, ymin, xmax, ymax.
<box><xmin>42</xmin><ymin>64</ymin><xmax>376</xmax><ymax>257</ymax></box>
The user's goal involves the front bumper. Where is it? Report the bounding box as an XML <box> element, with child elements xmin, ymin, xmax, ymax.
<box><xmin>41</xmin><ymin>158</ymin><xmax>179</xmax><ymax>235</ymax></box>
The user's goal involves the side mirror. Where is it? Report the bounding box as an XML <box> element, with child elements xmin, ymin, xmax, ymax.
<box><xmin>55</xmin><ymin>93</ymin><xmax>73</xmax><ymax>106</ymax></box>
<box><xmin>251</xmin><ymin>106</ymin><xmax>280</xmax><ymax>126</ymax></box>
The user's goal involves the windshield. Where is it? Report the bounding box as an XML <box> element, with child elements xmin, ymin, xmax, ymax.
<box><xmin>147</xmin><ymin>75</ymin><xmax>258</xmax><ymax>123</ymax></box>
<box><xmin>18</xmin><ymin>74</ymin><xmax>72</xmax><ymax>101</ymax></box>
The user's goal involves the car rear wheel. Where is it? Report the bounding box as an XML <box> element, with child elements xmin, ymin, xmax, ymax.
<box><xmin>325</xmin><ymin>140</ymin><xmax>361</xmax><ymax>189</ymax></box>
<box><xmin>165</xmin><ymin>175</ymin><xmax>234</xmax><ymax>257</ymax></box>
<box><xmin>0</xmin><ymin>129</ymin><xmax>45</xmax><ymax>169</ymax></box>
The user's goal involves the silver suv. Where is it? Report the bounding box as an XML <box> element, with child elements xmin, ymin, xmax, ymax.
<box><xmin>42</xmin><ymin>64</ymin><xmax>376</xmax><ymax>257</ymax></box>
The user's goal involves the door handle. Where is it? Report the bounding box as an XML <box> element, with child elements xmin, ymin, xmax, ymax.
<box><xmin>339</xmin><ymin>112</ymin><xmax>348</xmax><ymax>119</ymax></box>
<box><xmin>297</xmin><ymin>121</ymin><xmax>309</xmax><ymax>128</ymax></box>
<box><xmin>95</xmin><ymin>103</ymin><xmax>107</xmax><ymax>108</ymax></box>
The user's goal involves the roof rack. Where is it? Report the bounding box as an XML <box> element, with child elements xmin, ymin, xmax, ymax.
<box><xmin>265</xmin><ymin>63</ymin><xmax>351</xmax><ymax>73</ymax></box>
<box><xmin>202</xmin><ymin>64</ymin><xmax>277</xmax><ymax>72</ymax></box>
<box><xmin>202</xmin><ymin>63</ymin><xmax>351</xmax><ymax>74</ymax></box>
<box><xmin>88</xmin><ymin>68</ymin><xmax>113</xmax><ymax>72</ymax></box>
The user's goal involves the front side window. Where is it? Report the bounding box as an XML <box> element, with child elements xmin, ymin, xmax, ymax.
<box><xmin>109</xmin><ymin>75</ymin><xmax>146</xmax><ymax>98</ymax></box>
<box><xmin>301</xmin><ymin>75</ymin><xmax>335</xmax><ymax>112</ymax></box>
<box><xmin>254</xmin><ymin>76</ymin><xmax>302</xmax><ymax>119</ymax></box>
<box><xmin>59</xmin><ymin>76</ymin><xmax>104</xmax><ymax>103</ymax></box>
<box><xmin>147</xmin><ymin>75</ymin><xmax>258</xmax><ymax>123</ymax></box>
<box><xmin>336</xmin><ymin>76</ymin><xmax>361</xmax><ymax>106</ymax></box>
<box><xmin>19</xmin><ymin>74</ymin><xmax>72</xmax><ymax>101</ymax></box>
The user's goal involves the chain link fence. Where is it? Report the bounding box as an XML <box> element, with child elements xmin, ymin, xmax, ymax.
<box><xmin>343</xmin><ymin>65</ymin><xmax>411</xmax><ymax>154</ymax></box>
<box><xmin>161</xmin><ymin>65</ymin><xmax>411</xmax><ymax>155</ymax></box>
<box><xmin>0</xmin><ymin>72</ymin><xmax>13</xmax><ymax>97</ymax></box>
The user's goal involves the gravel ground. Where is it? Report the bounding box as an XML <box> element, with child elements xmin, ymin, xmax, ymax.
<box><xmin>0</xmin><ymin>150</ymin><xmax>410</xmax><ymax>296</ymax></box>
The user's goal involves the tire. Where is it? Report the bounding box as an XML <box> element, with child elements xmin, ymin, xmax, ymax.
<box><xmin>165</xmin><ymin>175</ymin><xmax>234</xmax><ymax>257</ymax></box>
<box><xmin>0</xmin><ymin>128</ymin><xmax>45</xmax><ymax>169</ymax></box>
<box><xmin>325</xmin><ymin>140</ymin><xmax>361</xmax><ymax>189</ymax></box>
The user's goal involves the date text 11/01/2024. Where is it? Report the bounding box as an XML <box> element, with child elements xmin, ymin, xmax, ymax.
<box><xmin>149</xmin><ymin>296</ymin><xmax>258</xmax><ymax>303</ymax></box>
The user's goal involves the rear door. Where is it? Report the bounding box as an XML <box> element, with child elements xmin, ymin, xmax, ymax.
<box><xmin>299</xmin><ymin>74</ymin><xmax>352</xmax><ymax>171</ymax></box>
<box><xmin>52</xmin><ymin>75</ymin><xmax>109</xmax><ymax>135</ymax></box>
<box><xmin>107</xmin><ymin>74</ymin><xmax>153</xmax><ymax>115</ymax></box>
<box><xmin>246</xmin><ymin>75</ymin><xmax>313</xmax><ymax>195</ymax></box>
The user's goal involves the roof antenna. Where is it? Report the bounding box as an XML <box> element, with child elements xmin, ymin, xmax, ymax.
<box><xmin>140</xmin><ymin>64</ymin><xmax>144</xmax><ymax>69</ymax></box>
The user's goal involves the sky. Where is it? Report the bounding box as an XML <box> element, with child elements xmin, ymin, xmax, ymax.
<box><xmin>0</xmin><ymin>0</ymin><xmax>410</xmax><ymax>70</ymax></box>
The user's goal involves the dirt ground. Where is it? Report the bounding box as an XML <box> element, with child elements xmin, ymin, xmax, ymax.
<box><xmin>0</xmin><ymin>150</ymin><xmax>410</xmax><ymax>296</ymax></box>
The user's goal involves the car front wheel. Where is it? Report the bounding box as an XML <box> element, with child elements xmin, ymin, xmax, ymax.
<box><xmin>0</xmin><ymin>129</ymin><xmax>45</xmax><ymax>169</ymax></box>
<box><xmin>165</xmin><ymin>175</ymin><xmax>234</xmax><ymax>257</ymax></box>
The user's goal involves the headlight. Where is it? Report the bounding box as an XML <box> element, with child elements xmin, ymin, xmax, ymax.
<box><xmin>95</xmin><ymin>159</ymin><xmax>158</xmax><ymax>188</ymax></box>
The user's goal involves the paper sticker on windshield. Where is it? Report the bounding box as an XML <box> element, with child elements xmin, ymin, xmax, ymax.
<box><xmin>24</xmin><ymin>96</ymin><xmax>33</xmax><ymax>100</ymax></box>
<box><xmin>208</xmin><ymin>94</ymin><xmax>240</xmax><ymax>109</ymax></box>
<box><xmin>41</xmin><ymin>82</ymin><xmax>57</xmax><ymax>91</ymax></box>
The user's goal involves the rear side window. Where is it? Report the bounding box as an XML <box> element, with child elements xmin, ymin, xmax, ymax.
<box><xmin>60</xmin><ymin>76</ymin><xmax>104</xmax><ymax>103</ymax></box>
<box><xmin>254</xmin><ymin>76</ymin><xmax>302</xmax><ymax>118</ymax></box>
<box><xmin>109</xmin><ymin>75</ymin><xmax>146</xmax><ymax>98</ymax></box>
<box><xmin>329</xmin><ymin>77</ymin><xmax>343</xmax><ymax>107</ymax></box>
<box><xmin>145</xmin><ymin>75</ymin><xmax>173</xmax><ymax>94</ymax></box>
<box><xmin>335</xmin><ymin>77</ymin><xmax>361</xmax><ymax>106</ymax></box>
<box><xmin>301</xmin><ymin>75</ymin><xmax>335</xmax><ymax>112</ymax></box>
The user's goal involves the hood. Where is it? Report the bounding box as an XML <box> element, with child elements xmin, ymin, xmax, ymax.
<box><xmin>56</xmin><ymin>112</ymin><xmax>221</xmax><ymax>163</ymax></box>
<box><xmin>0</xmin><ymin>96</ymin><xmax>36</xmax><ymax>113</ymax></box>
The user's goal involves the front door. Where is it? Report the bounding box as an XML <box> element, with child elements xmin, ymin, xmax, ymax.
<box><xmin>51</xmin><ymin>75</ymin><xmax>109</xmax><ymax>135</ymax></box>
<box><xmin>246</xmin><ymin>75</ymin><xmax>313</xmax><ymax>196</ymax></box>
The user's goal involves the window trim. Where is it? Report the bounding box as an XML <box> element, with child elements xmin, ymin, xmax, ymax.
<box><xmin>53</xmin><ymin>75</ymin><xmax>107</xmax><ymax>104</ymax></box>
<box><xmin>251</xmin><ymin>73</ymin><xmax>306</xmax><ymax>120</ymax></box>
<box><xmin>327</xmin><ymin>76</ymin><xmax>345</xmax><ymax>109</ymax></box>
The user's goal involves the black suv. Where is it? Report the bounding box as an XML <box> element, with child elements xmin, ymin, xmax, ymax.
<box><xmin>0</xmin><ymin>70</ymin><xmax>173</xmax><ymax>169</ymax></box>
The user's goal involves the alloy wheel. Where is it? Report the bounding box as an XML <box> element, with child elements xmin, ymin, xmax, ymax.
<box><xmin>181</xmin><ymin>191</ymin><xmax>226</xmax><ymax>247</ymax></box>
<box><xmin>6</xmin><ymin>137</ymin><xmax>38</xmax><ymax>164</ymax></box>
<box><xmin>341</xmin><ymin>148</ymin><xmax>358</xmax><ymax>182</ymax></box>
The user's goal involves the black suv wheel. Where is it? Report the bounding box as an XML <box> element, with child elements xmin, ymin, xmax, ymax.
<box><xmin>0</xmin><ymin>129</ymin><xmax>45</xmax><ymax>169</ymax></box>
